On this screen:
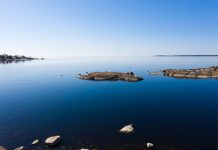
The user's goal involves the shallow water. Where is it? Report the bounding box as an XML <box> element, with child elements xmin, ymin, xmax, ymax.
<box><xmin>0</xmin><ymin>56</ymin><xmax>218</xmax><ymax>150</ymax></box>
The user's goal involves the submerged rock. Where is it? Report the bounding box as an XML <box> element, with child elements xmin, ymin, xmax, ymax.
<box><xmin>79</xmin><ymin>72</ymin><xmax>143</xmax><ymax>82</ymax></box>
<box><xmin>163</xmin><ymin>66</ymin><xmax>218</xmax><ymax>79</ymax></box>
<box><xmin>45</xmin><ymin>135</ymin><xmax>61</xmax><ymax>147</ymax></box>
<box><xmin>14</xmin><ymin>146</ymin><xmax>24</xmax><ymax>150</ymax></box>
<box><xmin>119</xmin><ymin>124</ymin><xmax>134</xmax><ymax>134</ymax></box>
<box><xmin>32</xmin><ymin>139</ymin><xmax>39</xmax><ymax>145</ymax></box>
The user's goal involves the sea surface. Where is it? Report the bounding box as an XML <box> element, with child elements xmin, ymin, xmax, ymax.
<box><xmin>0</xmin><ymin>56</ymin><xmax>218</xmax><ymax>150</ymax></box>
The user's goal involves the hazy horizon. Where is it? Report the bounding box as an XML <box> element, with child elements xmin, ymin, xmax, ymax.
<box><xmin>1</xmin><ymin>0</ymin><xmax>218</xmax><ymax>58</ymax></box>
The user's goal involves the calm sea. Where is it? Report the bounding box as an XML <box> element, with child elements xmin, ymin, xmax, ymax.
<box><xmin>0</xmin><ymin>56</ymin><xmax>218</xmax><ymax>150</ymax></box>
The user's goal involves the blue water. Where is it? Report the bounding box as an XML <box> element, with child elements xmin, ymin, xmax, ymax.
<box><xmin>0</xmin><ymin>56</ymin><xmax>218</xmax><ymax>150</ymax></box>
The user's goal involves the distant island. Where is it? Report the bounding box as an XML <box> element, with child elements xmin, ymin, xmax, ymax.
<box><xmin>154</xmin><ymin>55</ymin><xmax>218</xmax><ymax>57</ymax></box>
<box><xmin>0</xmin><ymin>54</ymin><xmax>44</xmax><ymax>63</ymax></box>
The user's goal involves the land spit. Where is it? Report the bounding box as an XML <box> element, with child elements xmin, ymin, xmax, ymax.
<box><xmin>163</xmin><ymin>66</ymin><xmax>218</xmax><ymax>79</ymax></box>
<box><xmin>79</xmin><ymin>72</ymin><xmax>143</xmax><ymax>82</ymax></box>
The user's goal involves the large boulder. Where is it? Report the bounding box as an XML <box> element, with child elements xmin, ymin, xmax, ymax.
<box><xmin>45</xmin><ymin>135</ymin><xmax>61</xmax><ymax>147</ymax></box>
<box><xmin>0</xmin><ymin>146</ymin><xmax>7</xmax><ymax>150</ymax></box>
<box><xmin>119</xmin><ymin>124</ymin><xmax>134</xmax><ymax>134</ymax></box>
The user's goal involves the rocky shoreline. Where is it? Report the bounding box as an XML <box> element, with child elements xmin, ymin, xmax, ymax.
<box><xmin>79</xmin><ymin>72</ymin><xmax>143</xmax><ymax>82</ymax></box>
<box><xmin>163</xmin><ymin>66</ymin><xmax>218</xmax><ymax>79</ymax></box>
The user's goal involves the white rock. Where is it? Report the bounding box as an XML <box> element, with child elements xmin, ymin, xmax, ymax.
<box><xmin>119</xmin><ymin>124</ymin><xmax>134</xmax><ymax>133</ymax></box>
<box><xmin>45</xmin><ymin>135</ymin><xmax>61</xmax><ymax>146</ymax></box>
<box><xmin>146</xmin><ymin>142</ymin><xmax>154</xmax><ymax>148</ymax></box>
<box><xmin>14</xmin><ymin>146</ymin><xmax>24</xmax><ymax>150</ymax></box>
<box><xmin>32</xmin><ymin>139</ymin><xmax>39</xmax><ymax>145</ymax></box>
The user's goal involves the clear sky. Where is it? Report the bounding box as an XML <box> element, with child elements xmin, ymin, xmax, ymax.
<box><xmin>0</xmin><ymin>0</ymin><xmax>218</xmax><ymax>58</ymax></box>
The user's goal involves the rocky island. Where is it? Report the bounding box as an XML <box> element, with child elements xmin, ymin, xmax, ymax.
<box><xmin>79</xmin><ymin>72</ymin><xmax>143</xmax><ymax>82</ymax></box>
<box><xmin>163</xmin><ymin>66</ymin><xmax>218</xmax><ymax>79</ymax></box>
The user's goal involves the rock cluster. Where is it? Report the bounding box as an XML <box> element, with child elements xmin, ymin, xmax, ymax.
<box><xmin>79</xmin><ymin>72</ymin><xmax>143</xmax><ymax>82</ymax></box>
<box><xmin>163</xmin><ymin>66</ymin><xmax>218</xmax><ymax>79</ymax></box>
<box><xmin>6</xmin><ymin>129</ymin><xmax>159</xmax><ymax>150</ymax></box>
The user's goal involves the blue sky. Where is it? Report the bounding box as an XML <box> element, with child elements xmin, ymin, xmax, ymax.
<box><xmin>0</xmin><ymin>0</ymin><xmax>218</xmax><ymax>58</ymax></box>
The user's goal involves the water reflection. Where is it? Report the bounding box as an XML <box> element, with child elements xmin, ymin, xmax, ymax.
<box><xmin>0</xmin><ymin>60</ymin><xmax>32</xmax><ymax>64</ymax></box>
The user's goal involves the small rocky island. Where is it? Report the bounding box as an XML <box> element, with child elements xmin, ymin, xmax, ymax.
<box><xmin>0</xmin><ymin>54</ymin><xmax>44</xmax><ymax>63</ymax></box>
<box><xmin>79</xmin><ymin>72</ymin><xmax>143</xmax><ymax>82</ymax></box>
<box><xmin>163</xmin><ymin>66</ymin><xmax>218</xmax><ymax>79</ymax></box>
